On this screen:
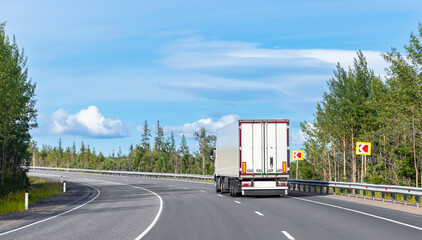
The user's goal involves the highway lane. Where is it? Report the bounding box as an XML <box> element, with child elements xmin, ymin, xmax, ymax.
<box><xmin>2</xmin><ymin>170</ymin><xmax>422</xmax><ymax>240</ymax></box>
<box><xmin>2</xmin><ymin>170</ymin><xmax>162</xmax><ymax>240</ymax></box>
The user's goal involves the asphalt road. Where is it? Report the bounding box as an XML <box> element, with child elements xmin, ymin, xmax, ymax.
<box><xmin>1</xmin><ymin>170</ymin><xmax>422</xmax><ymax>240</ymax></box>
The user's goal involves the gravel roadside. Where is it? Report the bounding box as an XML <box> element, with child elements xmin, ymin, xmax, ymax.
<box><xmin>0</xmin><ymin>181</ymin><xmax>96</xmax><ymax>233</ymax></box>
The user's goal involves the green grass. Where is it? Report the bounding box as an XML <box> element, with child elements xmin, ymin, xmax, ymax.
<box><xmin>0</xmin><ymin>177</ymin><xmax>62</xmax><ymax>216</ymax></box>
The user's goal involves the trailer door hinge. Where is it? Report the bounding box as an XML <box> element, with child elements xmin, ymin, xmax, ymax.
<box><xmin>239</xmin><ymin>125</ymin><xmax>242</xmax><ymax>129</ymax></box>
<box><xmin>287</xmin><ymin>146</ymin><xmax>290</xmax><ymax>150</ymax></box>
<box><xmin>287</xmin><ymin>125</ymin><xmax>290</xmax><ymax>129</ymax></box>
<box><xmin>239</xmin><ymin>147</ymin><xmax>242</xmax><ymax>151</ymax></box>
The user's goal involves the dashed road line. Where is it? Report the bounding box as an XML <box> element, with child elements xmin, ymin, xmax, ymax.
<box><xmin>235</xmin><ymin>201</ymin><xmax>241</xmax><ymax>204</ymax></box>
<box><xmin>200</xmin><ymin>190</ymin><xmax>206</xmax><ymax>192</ymax></box>
<box><xmin>281</xmin><ymin>231</ymin><xmax>295</xmax><ymax>240</ymax></box>
<box><xmin>255</xmin><ymin>211</ymin><xmax>264</xmax><ymax>216</ymax></box>
<box><xmin>218</xmin><ymin>194</ymin><xmax>223</xmax><ymax>197</ymax></box>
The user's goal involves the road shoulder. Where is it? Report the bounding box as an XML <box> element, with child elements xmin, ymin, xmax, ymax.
<box><xmin>0</xmin><ymin>181</ymin><xmax>96</xmax><ymax>233</ymax></box>
<box><xmin>290</xmin><ymin>190</ymin><xmax>422</xmax><ymax>216</ymax></box>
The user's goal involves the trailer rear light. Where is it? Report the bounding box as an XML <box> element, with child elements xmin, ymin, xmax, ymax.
<box><xmin>277</xmin><ymin>182</ymin><xmax>287</xmax><ymax>187</ymax></box>
<box><xmin>242</xmin><ymin>183</ymin><xmax>251</xmax><ymax>187</ymax></box>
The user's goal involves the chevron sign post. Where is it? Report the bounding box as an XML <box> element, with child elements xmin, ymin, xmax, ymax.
<box><xmin>356</xmin><ymin>142</ymin><xmax>371</xmax><ymax>155</ymax></box>
<box><xmin>356</xmin><ymin>142</ymin><xmax>371</xmax><ymax>183</ymax></box>
<box><xmin>292</xmin><ymin>151</ymin><xmax>304</xmax><ymax>160</ymax></box>
<box><xmin>292</xmin><ymin>151</ymin><xmax>304</xmax><ymax>179</ymax></box>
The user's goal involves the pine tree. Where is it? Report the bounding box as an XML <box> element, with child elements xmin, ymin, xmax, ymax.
<box><xmin>154</xmin><ymin>120</ymin><xmax>164</xmax><ymax>152</ymax></box>
<box><xmin>141</xmin><ymin>120</ymin><xmax>151</xmax><ymax>151</ymax></box>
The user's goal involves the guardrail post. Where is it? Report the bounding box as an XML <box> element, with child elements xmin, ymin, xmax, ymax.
<box><xmin>63</xmin><ymin>181</ymin><xmax>66</xmax><ymax>193</ymax></box>
<box><xmin>403</xmin><ymin>194</ymin><xmax>407</xmax><ymax>206</ymax></box>
<box><xmin>347</xmin><ymin>188</ymin><xmax>349</xmax><ymax>197</ymax></box>
<box><xmin>25</xmin><ymin>190</ymin><xmax>28</xmax><ymax>211</ymax></box>
<box><xmin>333</xmin><ymin>187</ymin><xmax>336</xmax><ymax>195</ymax></box>
<box><xmin>382</xmin><ymin>192</ymin><xmax>385</xmax><ymax>202</ymax></box>
<box><xmin>416</xmin><ymin>196</ymin><xmax>420</xmax><ymax>207</ymax></box>
<box><xmin>371</xmin><ymin>191</ymin><xmax>375</xmax><ymax>200</ymax></box>
<box><xmin>340</xmin><ymin>188</ymin><xmax>343</xmax><ymax>196</ymax></box>
<box><xmin>392</xmin><ymin>193</ymin><xmax>395</xmax><ymax>204</ymax></box>
<box><xmin>363</xmin><ymin>190</ymin><xmax>366</xmax><ymax>200</ymax></box>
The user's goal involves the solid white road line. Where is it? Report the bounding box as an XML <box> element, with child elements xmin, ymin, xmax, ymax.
<box><xmin>255</xmin><ymin>211</ymin><xmax>264</xmax><ymax>216</ymax></box>
<box><xmin>292</xmin><ymin>197</ymin><xmax>422</xmax><ymax>231</ymax></box>
<box><xmin>200</xmin><ymin>190</ymin><xmax>206</xmax><ymax>192</ymax></box>
<box><xmin>235</xmin><ymin>201</ymin><xmax>241</xmax><ymax>204</ymax></box>
<box><xmin>0</xmin><ymin>183</ymin><xmax>101</xmax><ymax>237</ymax></box>
<box><xmin>184</xmin><ymin>187</ymin><xmax>189</xmax><ymax>189</ymax></box>
<box><xmin>218</xmin><ymin>194</ymin><xmax>223</xmax><ymax>197</ymax></box>
<box><xmin>169</xmin><ymin>185</ymin><xmax>173</xmax><ymax>187</ymax></box>
<box><xmin>281</xmin><ymin>231</ymin><xmax>295</xmax><ymax>240</ymax></box>
<box><xmin>85</xmin><ymin>178</ymin><xmax>163</xmax><ymax>240</ymax></box>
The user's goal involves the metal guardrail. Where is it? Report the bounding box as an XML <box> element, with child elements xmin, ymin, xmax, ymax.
<box><xmin>31</xmin><ymin>167</ymin><xmax>422</xmax><ymax>207</ymax></box>
<box><xmin>30</xmin><ymin>166</ymin><xmax>214</xmax><ymax>183</ymax></box>
<box><xmin>288</xmin><ymin>179</ymin><xmax>422</xmax><ymax>207</ymax></box>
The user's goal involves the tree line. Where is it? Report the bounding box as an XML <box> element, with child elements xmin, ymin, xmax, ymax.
<box><xmin>32</xmin><ymin>121</ymin><xmax>216</xmax><ymax>176</ymax></box>
<box><xmin>0</xmin><ymin>23</ymin><xmax>37</xmax><ymax>197</ymax></box>
<box><xmin>299</xmin><ymin>23</ymin><xmax>422</xmax><ymax>187</ymax></box>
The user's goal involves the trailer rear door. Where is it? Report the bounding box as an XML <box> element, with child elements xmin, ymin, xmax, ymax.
<box><xmin>240</xmin><ymin>121</ymin><xmax>289</xmax><ymax>176</ymax></box>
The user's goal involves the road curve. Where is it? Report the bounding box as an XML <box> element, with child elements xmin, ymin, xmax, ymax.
<box><xmin>1</xmin><ymin>170</ymin><xmax>422</xmax><ymax>240</ymax></box>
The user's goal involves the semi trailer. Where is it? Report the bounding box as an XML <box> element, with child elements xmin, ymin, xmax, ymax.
<box><xmin>213</xmin><ymin>120</ymin><xmax>290</xmax><ymax>197</ymax></box>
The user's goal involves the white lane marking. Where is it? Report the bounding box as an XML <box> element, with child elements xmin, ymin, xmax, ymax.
<box><xmin>138</xmin><ymin>181</ymin><xmax>143</xmax><ymax>183</ymax></box>
<box><xmin>0</xmin><ymin>183</ymin><xmax>101</xmax><ymax>237</ymax></box>
<box><xmin>200</xmin><ymin>190</ymin><xmax>206</xmax><ymax>193</ymax></box>
<box><xmin>281</xmin><ymin>231</ymin><xmax>295</xmax><ymax>240</ymax></box>
<box><xmin>169</xmin><ymin>185</ymin><xmax>173</xmax><ymax>187</ymax></box>
<box><xmin>83</xmin><ymin>178</ymin><xmax>163</xmax><ymax>240</ymax></box>
<box><xmin>235</xmin><ymin>201</ymin><xmax>241</xmax><ymax>204</ymax></box>
<box><xmin>292</xmin><ymin>197</ymin><xmax>422</xmax><ymax>231</ymax></box>
<box><xmin>184</xmin><ymin>187</ymin><xmax>189</xmax><ymax>189</ymax></box>
<box><xmin>218</xmin><ymin>194</ymin><xmax>223</xmax><ymax>197</ymax></box>
<box><xmin>255</xmin><ymin>211</ymin><xmax>264</xmax><ymax>216</ymax></box>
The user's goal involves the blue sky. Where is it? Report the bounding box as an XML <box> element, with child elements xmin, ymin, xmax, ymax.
<box><xmin>1</xmin><ymin>0</ymin><xmax>421</xmax><ymax>155</ymax></box>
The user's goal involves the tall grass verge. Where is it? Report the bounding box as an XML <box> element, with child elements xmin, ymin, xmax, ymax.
<box><xmin>0</xmin><ymin>177</ymin><xmax>62</xmax><ymax>216</ymax></box>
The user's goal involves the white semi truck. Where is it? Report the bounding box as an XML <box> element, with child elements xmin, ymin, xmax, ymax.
<box><xmin>213</xmin><ymin>120</ymin><xmax>290</xmax><ymax>197</ymax></box>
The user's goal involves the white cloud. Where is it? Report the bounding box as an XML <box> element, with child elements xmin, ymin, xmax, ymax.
<box><xmin>290</xmin><ymin>129</ymin><xmax>305</xmax><ymax>146</ymax></box>
<box><xmin>162</xmin><ymin>114</ymin><xmax>241</xmax><ymax>138</ymax></box>
<box><xmin>50</xmin><ymin>106</ymin><xmax>129</xmax><ymax>138</ymax></box>
<box><xmin>159</xmin><ymin>36</ymin><xmax>388</xmax><ymax>76</ymax></box>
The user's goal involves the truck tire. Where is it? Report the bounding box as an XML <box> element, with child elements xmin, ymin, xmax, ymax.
<box><xmin>234</xmin><ymin>181</ymin><xmax>240</xmax><ymax>197</ymax></box>
<box><xmin>215</xmin><ymin>178</ymin><xmax>221</xmax><ymax>192</ymax></box>
<box><xmin>221</xmin><ymin>180</ymin><xmax>227</xmax><ymax>193</ymax></box>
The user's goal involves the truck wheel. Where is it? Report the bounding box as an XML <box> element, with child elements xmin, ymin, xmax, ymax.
<box><xmin>220</xmin><ymin>180</ymin><xmax>226</xmax><ymax>193</ymax></box>
<box><xmin>234</xmin><ymin>181</ymin><xmax>240</xmax><ymax>197</ymax></box>
<box><xmin>215</xmin><ymin>178</ymin><xmax>221</xmax><ymax>192</ymax></box>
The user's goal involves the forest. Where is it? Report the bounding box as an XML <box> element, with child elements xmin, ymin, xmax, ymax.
<box><xmin>298</xmin><ymin>24</ymin><xmax>422</xmax><ymax>187</ymax></box>
<box><xmin>31</xmin><ymin>121</ymin><xmax>216</xmax><ymax>176</ymax></box>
